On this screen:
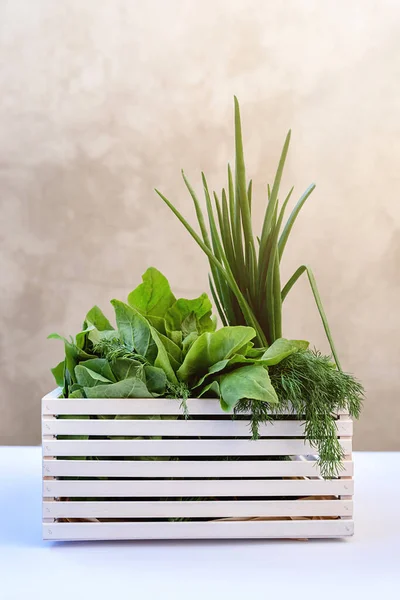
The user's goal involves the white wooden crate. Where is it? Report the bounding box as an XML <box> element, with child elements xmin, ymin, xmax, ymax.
<box><xmin>42</xmin><ymin>389</ymin><xmax>354</xmax><ymax>541</ymax></box>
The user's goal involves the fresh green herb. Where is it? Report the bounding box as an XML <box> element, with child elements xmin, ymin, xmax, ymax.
<box><xmin>269</xmin><ymin>349</ymin><xmax>363</xmax><ymax>478</ymax></box>
<box><xmin>235</xmin><ymin>350</ymin><xmax>363</xmax><ymax>477</ymax></box>
<box><xmin>94</xmin><ymin>337</ymin><xmax>148</xmax><ymax>364</ymax></box>
<box><xmin>234</xmin><ymin>399</ymin><xmax>274</xmax><ymax>440</ymax></box>
<box><xmin>166</xmin><ymin>381</ymin><xmax>191</xmax><ymax>418</ymax></box>
<box><xmin>155</xmin><ymin>97</ymin><xmax>340</xmax><ymax>367</ymax></box>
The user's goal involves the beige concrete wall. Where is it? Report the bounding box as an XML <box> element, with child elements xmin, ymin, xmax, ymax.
<box><xmin>1</xmin><ymin>0</ymin><xmax>399</xmax><ymax>447</ymax></box>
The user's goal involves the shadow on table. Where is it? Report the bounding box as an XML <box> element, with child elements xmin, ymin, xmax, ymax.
<box><xmin>49</xmin><ymin>536</ymin><xmax>347</xmax><ymax>550</ymax></box>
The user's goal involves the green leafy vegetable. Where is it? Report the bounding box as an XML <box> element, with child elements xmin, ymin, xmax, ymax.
<box><xmin>198</xmin><ymin>380</ymin><xmax>220</xmax><ymax>398</ymax></box>
<box><xmin>85</xmin><ymin>378</ymin><xmax>153</xmax><ymax>398</ymax></box>
<box><xmin>219</xmin><ymin>365</ymin><xmax>278</xmax><ymax>411</ymax></box>
<box><xmin>156</xmin><ymin>96</ymin><xmax>340</xmax><ymax>366</ymax></box>
<box><xmin>75</xmin><ymin>365</ymin><xmax>113</xmax><ymax>388</ymax></box>
<box><xmin>83</xmin><ymin>305</ymin><xmax>114</xmax><ymax>332</ymax></box>
<box><xmin>128</xmin><ymin>267</ymin><xmax>176</xmax><ymax>318</ymax></box>
<box><xmin>177</xmin><ymin>326</ymin><xmax>255</xmax><ymax>384</ymax></box>
<box><xmin>110</xmin><ymin>358</ymin><xmax>143</xmax><ymax>380</ymax></box>
<box><xmin>165</xmin><ymin>294</ymin><xmax>216</xmax><ymax>338</ymax></box>
<box><xmin>50</xmin><ymin>360</ymin><xmax>64</xmax><ymax>387</ymax></box>
<box><xmin>79</xmin><ymin>358</ymin><xmax>116</xmax><ymax>382</ymax></box>
<box><xmin>111</xmin><ymin>299</ymin><xmax>157</xmax><ymax>360</ymax></box>
<box><xmin>260</xmin><ymin>338</ymin><xmax>309</xmax><ymax>365</ymax></box>
<box><xmin>144</xmin><ymin>365</ymin><xmax>168</xmax><ymax>395</ymax></box>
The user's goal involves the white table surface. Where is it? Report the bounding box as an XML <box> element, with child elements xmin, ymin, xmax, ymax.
<box><xmin>1</xmin><ymin>448</ymin><xmax>399</xmax><ymax>598</ymax></box>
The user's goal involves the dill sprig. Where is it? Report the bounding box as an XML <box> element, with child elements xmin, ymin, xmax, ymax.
<box><xmin>94</xmin><ymin>338</ymin><xmax>148</xmax><ymax>364</ymax></box>
<box><xmin>237</xmin><ymin>349</ymin><xmax>364</xmax><ymax>478</ymax></box>
<box><xmin>166</xmin><ymin>381</ymin><xmax>191</xmax><ymax>419</ymax></box>
<box><xmin>234</xmin><ymin>399</ymin><xmax>274</xmax><ymax>440</ymax></box>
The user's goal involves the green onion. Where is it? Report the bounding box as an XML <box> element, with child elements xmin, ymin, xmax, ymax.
<box><xmin>156</xmin><ymin>98</ymin><xmax>341</xmax><ymax>366</ymax></box>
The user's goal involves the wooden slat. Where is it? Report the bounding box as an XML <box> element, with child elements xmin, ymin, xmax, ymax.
<box><xmin>43</xmin><ymin>478</ymin><xmax>353</xmax><ymax>498</ymax></box>
<box><xmin>43</xmin><ymin>417</ymin><xmax>352</xmax><ymax>437</ymax></box>
<box><xmin>43</xmin><ymin>458</ymin><xmax>354</xmax><ymax>478</ymax></box>
<box><xmin>42</xmin><ymin>438</ymin><xmax>352</xmax><ymax>457</ymax></box>
<box><xmin>43</xmin><ymin>499</ymin><xmax>353</xmax><ymax>518</ymax></box>
<box><xmin>42</xmin><ymin>519</ymin><xmax>354</xmax><ymax>540</ymax></box>
<box><xmin>41</xmin><ymin>398</ymin><xmax>249</xmax><ymax>416</ymax></box>
<box><xmin>42</xmin><ymin>397</ymin><xmax>348</xmax><ymax>417</ymax></box>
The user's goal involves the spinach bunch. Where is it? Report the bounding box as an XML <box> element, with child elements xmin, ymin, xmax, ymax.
<box><xmin>50</xmin><ymin>267</ymin><xmax>305</xmax><ymax>413</ymax></box>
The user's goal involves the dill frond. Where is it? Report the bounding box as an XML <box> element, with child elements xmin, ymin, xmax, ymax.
<box><xmin>166</xmin><ymin>381</ymin><xmax>191</xmax><ymax>419</ymax></box>
<box><xmin>235</xmin><ymin>350</ymin><xmax>363</xmax><ymax>478</ymax></box>
<box><xmin>269</xmin><ymin>349</ymin><xmax>364</xmax><ymax>478</ymax></box>
<box><xmin>94</xmin><ymin>338</ymin><xmax>148</xmax><ymax>364</ymax></box>
<box><xmin>234</xmin><ymin>399</ymin><xmax>274</xmax><ymax>440</ymax></box>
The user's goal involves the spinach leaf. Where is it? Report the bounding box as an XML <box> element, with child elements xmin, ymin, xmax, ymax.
<box><xmin>112</xmin><ymin>300</ymin><xmax>178</xmax><ymax>384</ymax></box>
<box><xmin>144</xmin><ymin>365</ymin><xmax>167</xmax><ymax>395</ymax></box>
<box><xmin>111</xmin><ymin>358</ymin><xmax>143</xmax><ymax>381</ymax></box>
<box><xmin>149</xmin><ymin>325</ymin><xmax>179</xmax><ymax>384</ymax></box>
<box><xmin>157</xmin><ymin>332</ymin><xmax>183</xmax><ymax>368</ymax></box>
<box><xmin>85</xmin><ymin>378</ymin><xmax>153</xmax><ymax>398</ymax></box>
<box><xmin>83</xmin><ymin>305</ymin><xmax>114</xmax><ymax>331</ymax></box>
<box><xmin>197</xmin><ymin>380</ymin><xmax>220</xmax><ymax>398</ymax></box>
<box><xmin>177</xmin><ymin>326</ymin><xmax>256</xmax><ymax>384</ymax></box>
<box><xmin>143</xmin><ymin>315</ymin><xmax>167</xmax><ymax>336</ymax></box>
<box><xmin>79</xmin><ymin>358</ymin><xmax>116</xmax><ymax>382</ymax></box>
<box><xmin>193</xmin><ymin>354</ymin><xmax>254</xmax><ymax>389</ymax></box>
<box><xmin>111</xmin><ymin>300</ymin><xmax>157</xmax><ymax>361</ymax></box>
<box><xmin>69</xmin><ymin>383</ymin><xmax>85</xmax><ymax>394</ymax></box>
<box><xmin>75</xmin><ymin>327</ymin><xmax>93</xmax><ymax>351</ymax></box>
<box><xmin>51</xmin><ymin>360</ymin><xmax>65</xmax><ymax>387</ymax></box>
<box><xmin>165</xmin><ymin>293</ymin><xmax>216</xmax><ymax>338</ymax></box>
<box><xmin>219</xmin><ymin>364</ymin><xmax>279</xmax><ymax>411</ymax></box>
<box><xmin>127</xmin><ymin>267</ymin><xmax>176</xmax><ymax>318</ymax></box>
<box><xmin>261</xmin><ymin>338</ymin><xmax>309</xmax><ymax>365</ymax></box>
<box><xmin>69</xmin><ymin>388</ymin><xmax>86</xmax><ymax>398</ymax></box>
<box><xmin>181</xmin><ymin>331</ymin><xmax>198</xmax><ymax>356</ymax></box>
<box><xmin>75</xmin><ymin>365</ymin><xmax>112</xmax><ymax>388</ymax></box>
<box><xmin>48</xmin><ymin>333</ymin><xmax>95</xmax><ymax>387</ymax></box>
